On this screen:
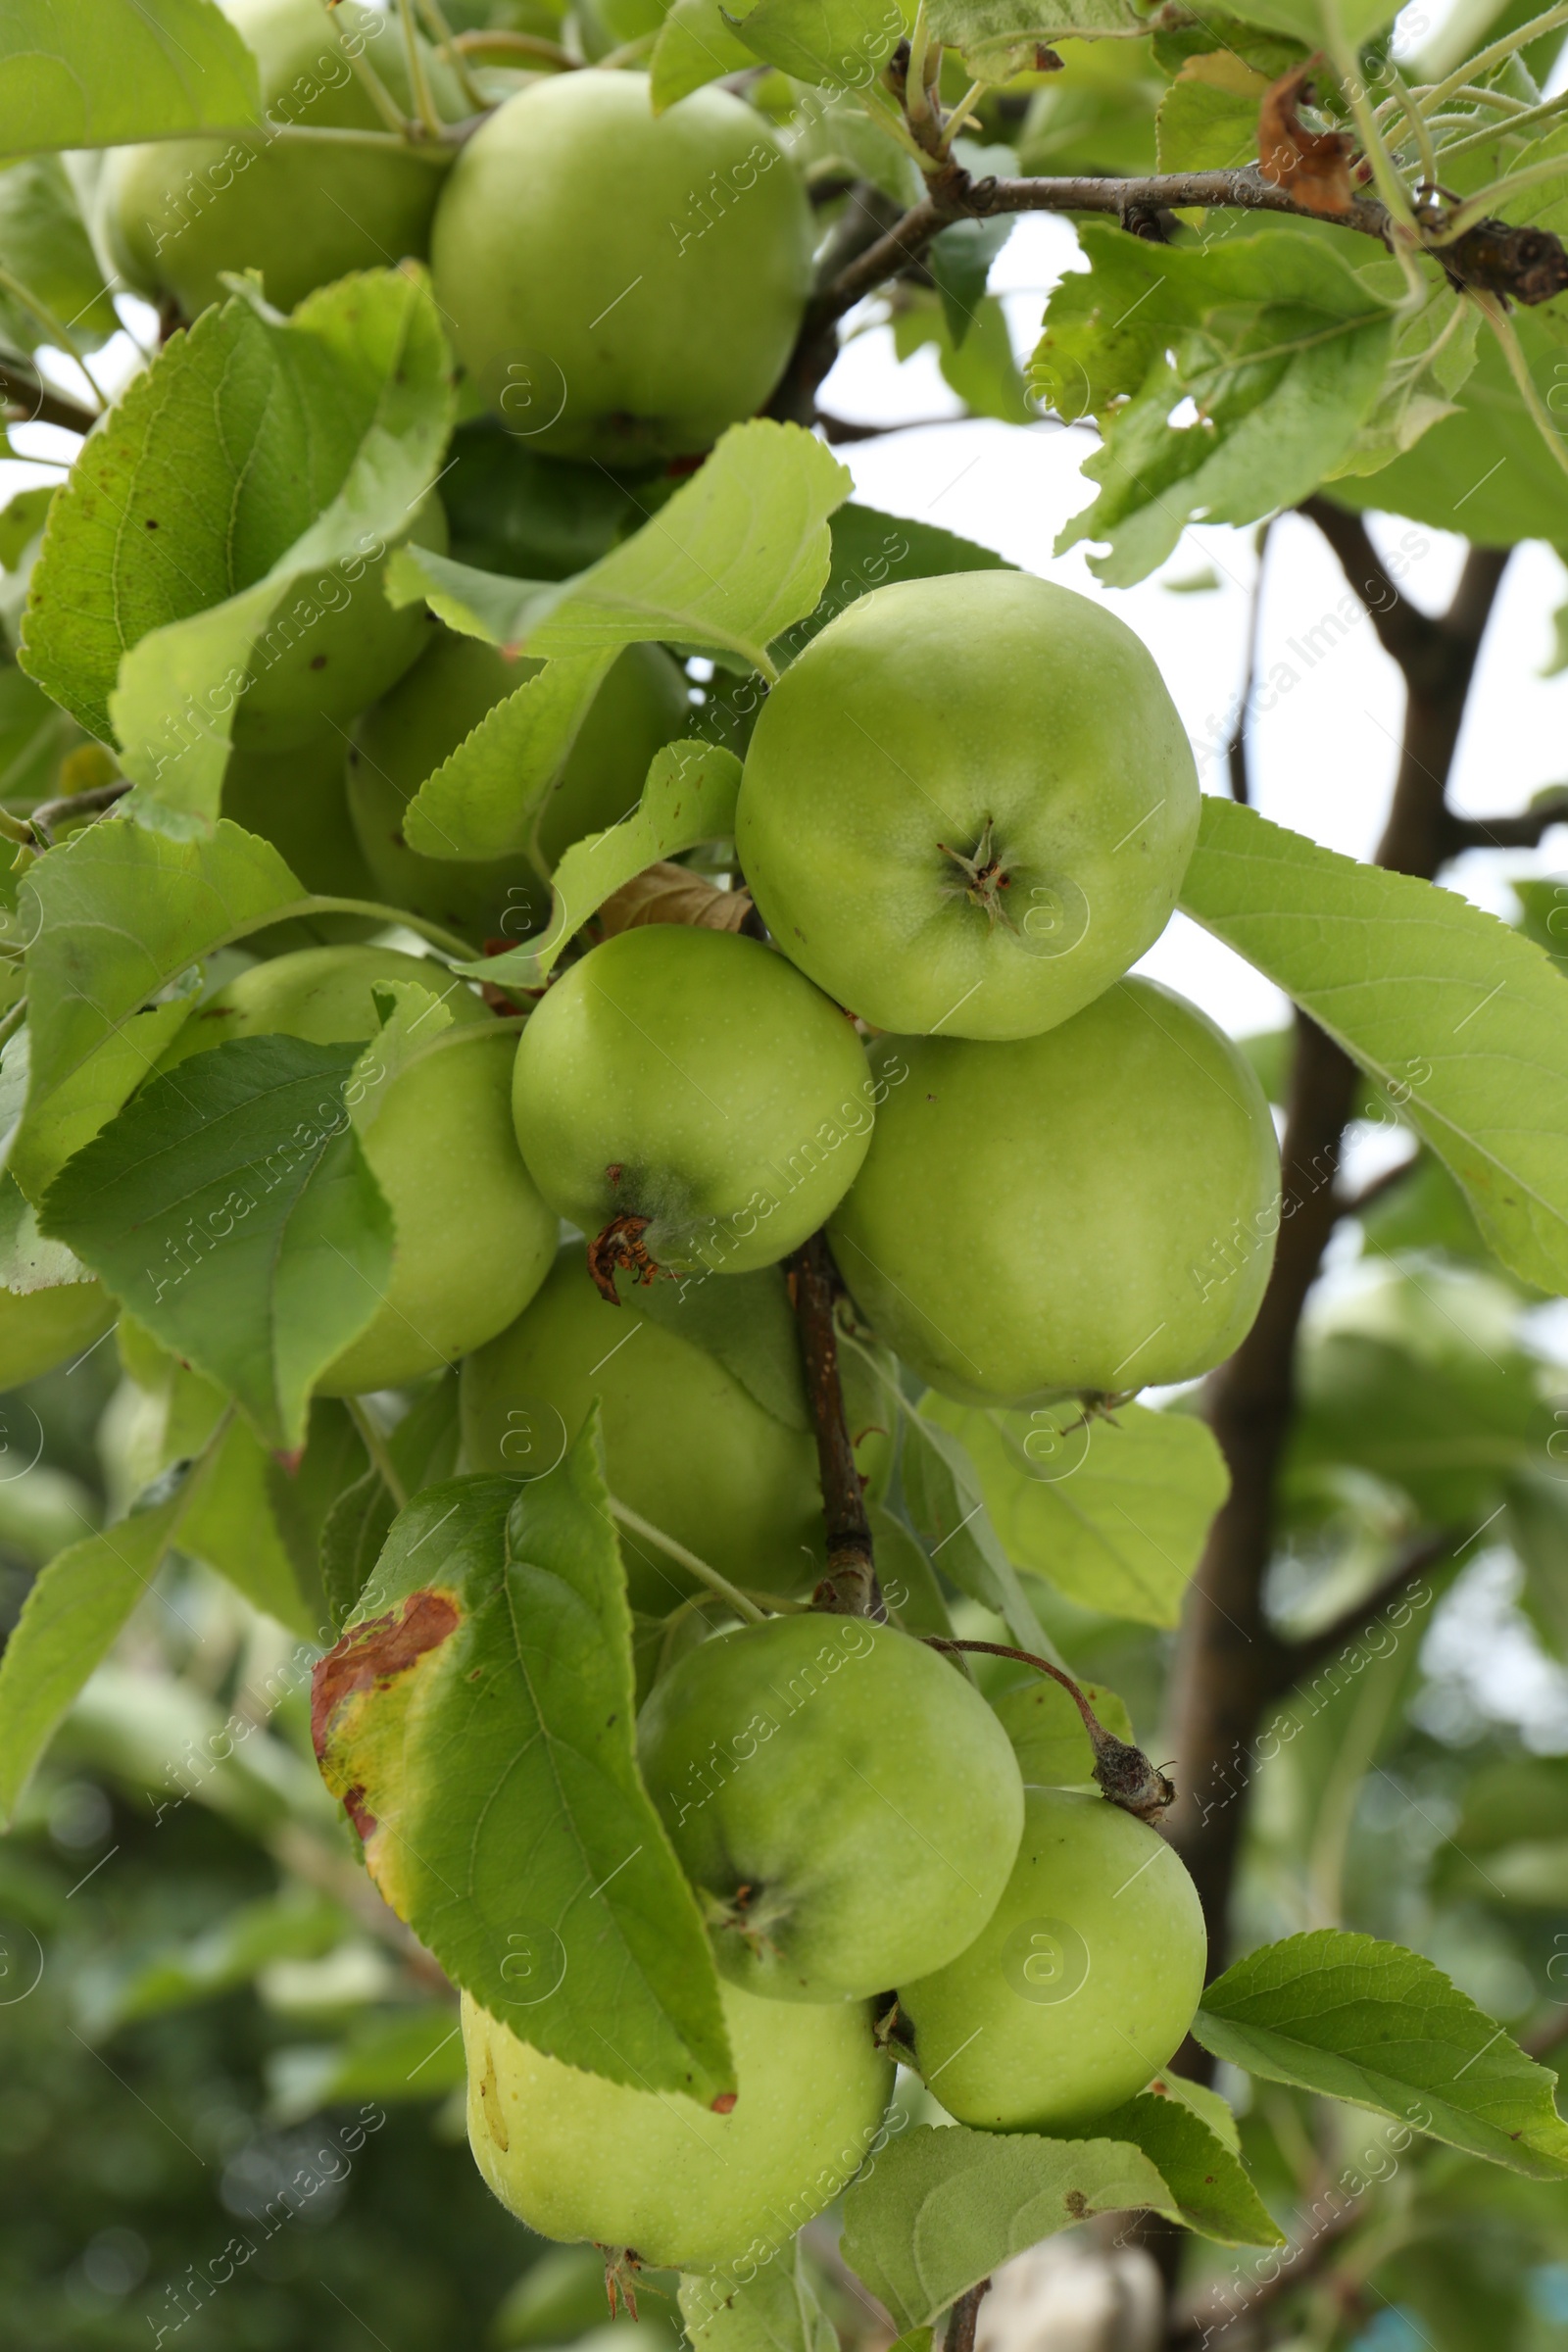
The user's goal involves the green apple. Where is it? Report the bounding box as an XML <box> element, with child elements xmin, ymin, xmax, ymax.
<box><xmin>638</xmin><ymin>1615</ymin><xmax>1024</xmax><ymax>2002</ymax></box>
<box><xmin>0</xmin><ymin>1282</ymin><xmax>116</xmax><ymax>1390</ymax></box>
<box><xmin>898</xmin><ymin>1786</ymin><xmax>1205</xmax><ymax>2132</ymax></box>
<box><xmin>429</xmin><ymin>72</ymin><xmax>812</xmax><ymax>463</ymax></box>
<box><xmin>228</xmin><ymin>490</ymin><xmax>448</xmax><ymax>755</ymax></box>
<box><xmin>511</xmin><ymin>927</ymin><xmax>874</xmax><ymax>1283</ymax></box>
<box><xmin>827</xmin><ymin>979</ymin><xmax>1280</xmax><ymax>1403</ymax></box>
<box><xmin>463</xmin><ymin>1976</ymin><xmax>892</xmax><ymax>2269</ymax></box>
<box><xmin>736</xmin><ymin>571</ymin><xmax>1200</xmax><ymax>1041</ymax></box>
<box><xmin>347</xmin><ymin>627</ymin><xmax>688</xmax><ymax>941</ymax></box>
<box><xmin>461</xmin><ymin>1245</ymin><xmax>827</xmax><ymax>1610</ymax></box>
<box><xmin>153</xmin><ymin>946</ymin><xmax>555</xmax><ymax>1392</ymax></box>
<box><xmin>95</xmin><ymin>0</ymin><xmax>460</xmax><ymax>318</ymax></box>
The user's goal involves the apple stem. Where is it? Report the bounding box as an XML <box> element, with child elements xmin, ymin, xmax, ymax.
<box><xmin>608</xmin><ymin>1498</ymin><xmax>768</xmax><ymax>1625</ymax></box>
<box><xmin>787</xmin><ymin>1233</ymin><xmax>887</xmax><ymax>1622</ymax></box>
<box><xmin>924</xmin><ymin>1638</ymin><xmax>1177</xmax><ymax>1825</ymax></box>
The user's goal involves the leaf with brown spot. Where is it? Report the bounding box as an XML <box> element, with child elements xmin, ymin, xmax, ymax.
<box><xmin>840</xmin><ymin>2124</ymin><xmax>1181</xmax><ymax>2329</ymax></box>
<box><xmin>1091</xmin><ymin>2091</ymin><xmax>1282</xmax><ymax>2244</ymax></box>
<box><xmin>1256</xmin><ymin>63</ymin><xmax>1354</xmax><ymax>215</ymax></box>
<box><xmin>309</xmin><ymin>1416</ymin><xmax>733</xmax><ymax>2102</ymax></box>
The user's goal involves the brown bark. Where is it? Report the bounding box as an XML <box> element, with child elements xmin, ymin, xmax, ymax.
<box><xmin>788</xmin><ymin>1232</ymin><xmax>885</xmax><ymax>1620</ymax></box>
<box><xmin>946</xmin><ymin>2279</ymin><xmax>991</xmax><ymax>2352</ymax></box>
<box><xmin>0</xmin><ymin>357</ymin><xmax>95</xmax><ymax>435</ymax></box>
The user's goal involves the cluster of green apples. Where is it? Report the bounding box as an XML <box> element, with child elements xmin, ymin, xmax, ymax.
<box><xmin>448</xmin><ymin>566</ymin><xmax>1277</xmax><ymax>2271</ymax></box>
<box><xmin>94</xmin><ymin>0</ymin><xmax>813</xmax><ymax>462</ymax></box>
<box><xmin>71</xmin><ymin>0</ymin><xmax>820</xmax><ymax>982</ymax></box>
<box><xmin>464</xmin><ymin>1617</ymin><xmax>1206</xmax><ymax>2274</ymax></box>
<box><xmin>63</xmin><ymin>10</ymin><xmax>1287</xmax><ymax>2278</ymax></box>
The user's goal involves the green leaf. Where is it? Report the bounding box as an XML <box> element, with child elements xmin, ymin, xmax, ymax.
<box><xmin>0</xmin><ymin>0</ymin><xmax>260</xmax><ymax>156</ymax></box>
<box><xmin>1154</xmin><ymin>53</ymin><xmax>1267</xmax><ymax>172</ymax></box>
<box><xmin>41</xmin><ymin>1037</ymin><xmax>394</xmax><ymax>1452</ymax></box>
<box><xmin>840</xmin><ymin>2123</ymin><xmax>1179</xmax><ymax>2328</ymax></box>
<box><xmin>869</xmin><ymin>1500</ymin><xmax>956</xmax><ymax>1640</ymax></box>
<box><xmin>787</xmin><ymin>82</ymin><xmax>920</xmax><ymax>204</ymax></box>
<box><xmin>773</xmin><ymin>500</ymin><xmax>1010</xmax><ymax>668</ymax></box>
<box><xmin>1329</xmin><ymin>284</ymin><xmax>1480</xmax><ymax>482</ymax></box>
<box><xmin>651</xmin><ymin>0</ymin><xmax>761</xmax><ymax>109</ymax></box>
<box><xmin>1288</xmin><ymin>1279</ymin><xmax>1545</xmax><ymax>1531</ymax></box>
<box><xmin>345</xmin><ymin>979</ymin><xmax>454</xmax><ymax>1135</ymax></box>
<box><xmin>63</xmin><ymin>1658</ymin><xmax>332</xmax><ymax>1838</ymax></box>
<box><xmin>921</xmin><ymin>1396</ymin><xmax>1230</xmax><ymax>1630</ymax></box>
<box><xmin>1328</xmin><ymin>311</ymin><xmax>1568</xmax><ymax>546</ymax></box>
<box><xmin>894</xmin><ymin>292</ymin><xmax>1036</xmax><ymax>424</ymax></box>
<box><xmin>79</xmin><ymin>1888</ymin><xmax>349</xmax><ymax>2035</ymax></box>
<box><xmin>13</xmin><ymin>815</ymin><xmax>300</xmax><ymax>1200</ymax></box>
<box><xmin>629</xmin><ymin>1257</ymin><xmax>809</xmax><ymax>1431</ymax></box>
<box><xmin>467</xmin><ymin>740</ymin><xmax>742</xmax><ymax>988</ymax></box>
<box><xmin>1041</xmin><ymin>224</ymin><xmax>1395</xmax><ymax>586</ymax></box>
<box><xmin>0</xmin><ymin>657</ymin><xmax>78</xmax><ymax>803</ymax></box>
<box><xmin>898</xmin><ymin>1401</ymin><xmax>1053</xmax><ymax>1655</ymax></box>
<box><xmin>930</xmin><ymin>216</ymin><xmax>1016</xmax><ymax>348</ymax></box>
<box><xmin>1145</xmin><ymin>2066</ymin><xmax>1243</xmax><ymax>2153</ymax></box>
<box><xmin>925</xmin><ymin>0</ymin><xmax>1146</xmax><ymax>79</ymax></box>
<box><xmin>320</xmin><ymin>1376</ymin><xmax>461</xmax><ymax>1631</ymax></box>
<box><xmin>1193</xmin><ymin>1930</ymin><xmax>1568</xmax><ymax>2180</ymax></box>
<box><xmin>126</xmin><ymin>1315</ymin><xmax>355</xmax><ymax>1628</ymax></box>
<box><xmin>387</xmin><ymin>420</ymin><xmax>853</xmax><ymax>682</ymax></box>
<box><xmin>1179</xmin><ymin>797</ymin><xmax>1568</xmax><ymax>1296</ymax></box>
<box><xmin>0</xmin><ymin>1167</ymin><xmax>94</xmax><ymax>1295</ymax></box>
<box><xmin>122</xmin><ymin>1325</ymin><xmax>356</xmax><ymax>1631</ymax></box>
<box><xmin>732</xmin><ymin>0</ymin><xmax>911</xmax><ymax>89</ymax></box>
<box><xmin>21</xmin><ymin>270</ymin><xmax>452</xmax><ymax>830</ymax></box>
<box><xmin>311</xmin><ymin>1429</ymin><xmax>735</xmax><ymax>2101</ymax></box>
<box><xmin>321</xmin><ymin>1468</ymin><xmax>396</xmax><ymax>1637</ymax></box>
<box><xmin>1223</xmin><ymin>0</ymin><xmax>1400</xmax><ymax>53</ymax></box>
<box><xmin>0</xmin><ymin>1467</ymin><xmax>213</xmax><ymax>1825</ymax></box>
<box><xmin>184</xmin><ymin>1416</ymin><xmax>321</xmax><ymax>1635</ymax></box>
<box><xmin>400</xmin><ymin>650</ymin><xmax>616</xmax><ymax>868</ymax></box>
<box><xmin>268</xmin><ymin>2004</ymin><xmax>466</xmax><ymax>2123</ymax></box>
<box><xmin>0</xmin><ymin>156</ymin><xmax>120</xmax><ymax>352</ymax></box>
<box><xmin>1515</xmin><ymin>875</ymin><xmax>1568</xmax><ymax>965</ymax></box>
<box><xmin>1091</xmin><ymin>2090</ymin><xmax>1283</xmax><ymax>2244</ymax></box>
<box><xmin>681</xmin><ymin>2244</ymin><xmax>840</xmax><ymax>2352</ymax></box>
<box><xmin>1433</xmin><ymin>1755</ymin><xmax>1568</xmax><ymax>1907</ymax></box>
<box><xmin>991</xmin><ymin>1673</ymin><xmax>1134</xmax><ymax>1786</ymax></box>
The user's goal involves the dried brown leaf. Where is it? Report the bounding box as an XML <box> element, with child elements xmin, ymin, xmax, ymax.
<box><xmin>1257</xmin><ymin>63</ymin><xmax>1354</xmax><ymax>216</ymax></box>
<box><xmin>595</xmin><ymin>860</ymin><xmax>754</xmax><ymax>937</ymax></box>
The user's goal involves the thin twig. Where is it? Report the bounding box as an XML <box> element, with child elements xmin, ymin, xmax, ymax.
<box><xmin>0</xmin><ymin>356</ymin><xmax>96</xmax><ymax>435</ymax></box>
<box><xmin>1227</xmin><ymin>518</ymin><xmax>1274</xmax><ymax>805</ymax></box>
<box><xmin>416</xmin><ymin>0</ymin><xmax>488</xmax><ymax>111</ymax></box>
<box><xmin>787</xmin><ymin>1234</ymin><xmax>885</xmax><ymax>1621</ymax></box>
<box><xmin>1439</xmin><ymin>787</ymin><xmax>1568</xmax><ymax>851</ymax></box>
<box><xmin>1268</xmin><ymin>1533</ymin><xmax>1452</xmax><ymax>1690</ymax></box>
<box><xmin>947</xmin><ymin>2279</ymin><xmax>992</xmax><ymax>2352</ymax></box>
<box><xmin>397</xmin><ymin>0</ymin><xmax>447</xmax><ymax>138</ymax></box>
<box><xmin>814</xmin><ymin>169</ymin><xmax>1392</xmax><ymax>328</ymax></box>
<box><xmin>28</xmin><ymin>777</ymin><xmax>129</xmax><ymax>845</ymax></box>
<box><xmin>925</xmin><ymin>1638</ymin><xmax>1175</xmax><ymax>1821</ymax></box>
